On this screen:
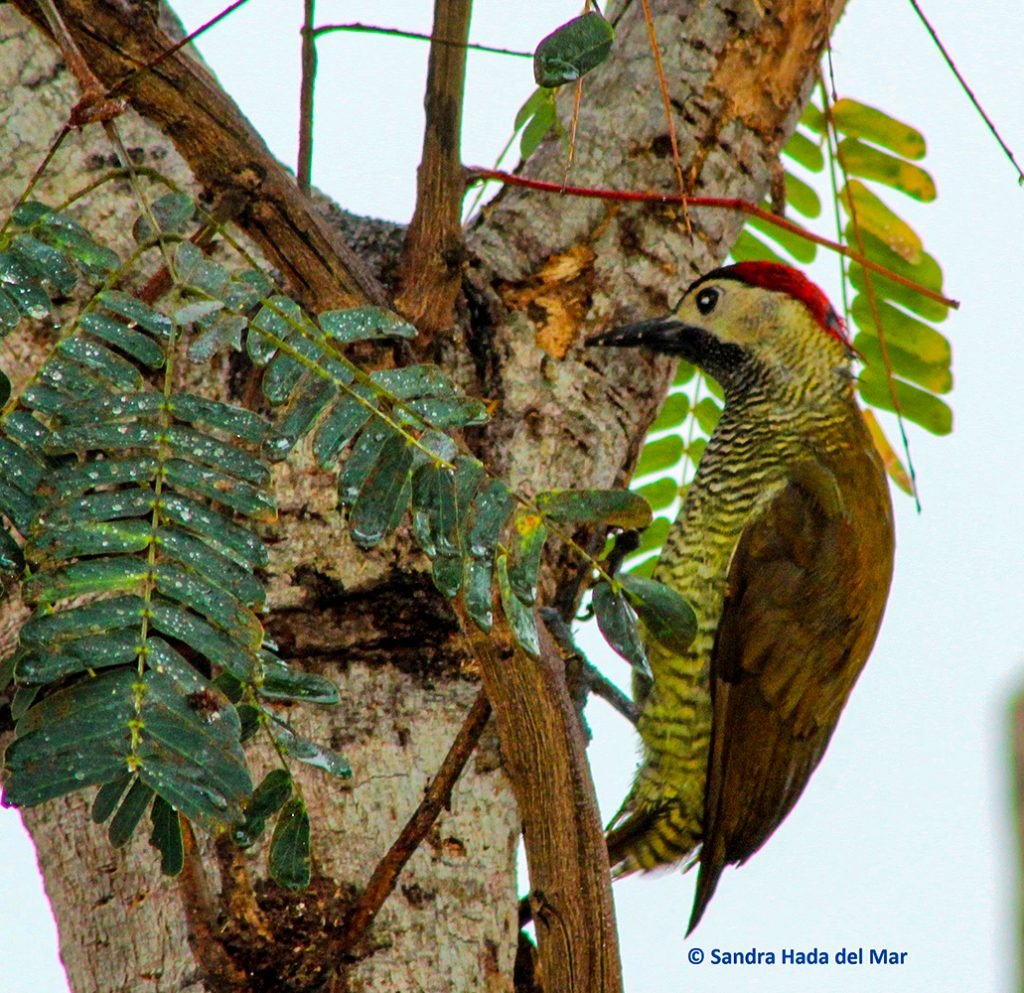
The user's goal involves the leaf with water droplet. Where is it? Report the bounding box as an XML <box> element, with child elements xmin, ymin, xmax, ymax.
<box><xmin>348</xmin><ymin>432</ymin><xmax>414</xmax><ymax>548</ymax></box>
<box><xmin>270</xmin><ymin>797</ymin><xmax>311</xmax><ymax>891</ymax></box>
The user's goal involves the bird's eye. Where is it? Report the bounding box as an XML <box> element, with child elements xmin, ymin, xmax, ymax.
<box><xmin>695</xmin><ymin>287</ymin><xmax>720</xmax><ymax>316</ymax></box>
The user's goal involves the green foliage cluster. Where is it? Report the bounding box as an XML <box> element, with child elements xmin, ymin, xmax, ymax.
<box><xmin>736</xmin><ymin>96</ymin><xmax>954</xmax><ymax>438</ymax></box>
<box><xmin>0</xmin><ymin>187</ymin><xmax>690</xmax><ymax>885</ymax></box>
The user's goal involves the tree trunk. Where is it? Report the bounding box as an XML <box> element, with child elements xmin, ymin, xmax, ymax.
<box><xmin>0</xmin><ymin>1</ymin><xmax>845</xmax><ymax>990</ymax></box>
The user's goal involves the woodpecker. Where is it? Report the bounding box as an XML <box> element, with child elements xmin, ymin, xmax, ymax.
<box><xmin>590</xmin><ymin>261</ymin><xmax>895</xmax><ymax>932</ymax></box>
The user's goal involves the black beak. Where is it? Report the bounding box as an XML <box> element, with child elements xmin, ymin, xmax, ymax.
<box><xmin>587</xmin><ymin>316</ymin><xmax>689</xmax><ymax>354</ymax></box>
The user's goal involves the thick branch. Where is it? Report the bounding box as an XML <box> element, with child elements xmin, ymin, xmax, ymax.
<box><xmin>12</xmin><ymin>0</ymin><xmax>387</xmax><ymax>312</ymax></box>
<box><xmin>394</xmin><ymin>0</ymin><xmax>472</xmax><ymax>335</ymax></box>
<box><xmin>454</xmin><ymin>602</ymin><xmax>622</xmax><ymax>993</ymax></box>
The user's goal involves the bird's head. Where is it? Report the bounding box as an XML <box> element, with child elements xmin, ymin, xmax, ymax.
<box><xmin>590</xmin><ymin>262</ymin><xmax>853</xmax><ymax>398</ymax></box>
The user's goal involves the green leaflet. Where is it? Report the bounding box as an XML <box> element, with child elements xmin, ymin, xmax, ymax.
<box><xmin>401</xmin><ymin>396</ymin><xmax>489</xmax><ymax>429</ymax></box>
<box><xmin>149</xmin><ymin>796</ymin><xmax>184</xmax><ymax>876</ymax></box>
<box><xmin>632</xmin><ymin>477</ymin><xmax>678</xmax><ymax>514</ymax></box>
<box><xmin>853</xmin><ymin>333</ymin><xmax>952</xmax><ymax>395</ymax></box>
<box><xmin>270</xmin><ymin>797</ymin><xmax>312</xmax><ymax>891</ymax></box>
<box><xmin>312</xmin><ymin>388</ymin><xmax>375</xmax><ymax>469</ymax></box>
<box><xmin>96</xmin><ymin>290</ymin><xmax>173</xmax><ymax>338</ymax></box>
<box><xmin>693</xmin><ymin>397</ymin><xmax>722</xmax><ymax>435</ymax></box>
<box><xmin>24</xmin><ymin>556</ymin><xmax>150</xmax><ymax>604</ymax></box>
<box><xmin>371</xmin><ymin>364</ymin><xmax>455</xmax><ymax>401</ymax></box>
<box><xmin>163</xmin><ymin>459</ymin><xmax>276</xmax><ymax>521</ymax></box>
<box><xmin>841</xmin><ymin>180</ymin><xmax>923</xmax><ymax>263</ymax></box>
<box><xmin>838</xmin><ymin>138</ymin><xmax>936</xmax><ymax>201</ymax></box>
<box><xmin>0</xmin><ymin>291</ymin><xmax>21</xmax><ymax>332</ymax></box>
<box><xmin>319</xmin><ymin>306</ymin><xmax>416</xmax><ymax>343</ymax></box>
<box><xmin>27</xmin><ymin>518</ymin><xmax>154</xmax><ymax>563</ymax></box>
<box><xmin>148</xmin><ymin>600</ymin><xmax>257</xmax><ymax>680</ymax></box>
<box><xmin>92</xmin><ymin>774</ymin><xmax>131</xmax><ymax>823</ymax></box>
<box><xmin>784</xmin><ymin>171</ymin><xmax>822</xmax><ymax>220</ymax></box>
<box><xmin>348</xmin><ymin>433</ymin><xmax>415</xmax><ymax>549</ymax></box>
<box><xmin>19</xmin><ymin>595</ymin><xmax>148</xmax><ymax>648</ymax></box>
<box><xmin>0</xmin><ymin>435</ymin><xmax>47</xmax><ymax>494</ymax></box>
<box><xmin>592</xmin><ymin>581</ymin><xmax>647</xmax><ymax>671</ymax></box>
<box><xmin>857</xmin><ymin>367</ymin><xmax>953</xmax><ymax>435</ymax></box>
<box><xmin>534</xmin><ymin>489</ymin><xmax>652</xmax><ymax>530</ymax></box>
<box><xmin>748</xmin><ymin>214</ymin><xmax>818</xmax><ymax>264</ymax></box>
<box><xmin>496</xmin><ymin>552</ymin><xmax>539</xmax><ymax>658</ymax></box>
<box><xmin>235</xmin><ymin>769</ymin><xmax>293</xmax><ymax>847</ymax></box>
<box><xmin>463</xmin><ymin>558</ymin><xmax>495</xmax><ymax>632</ymax></box>
<box><xmin>412</xmin><ymin>460</ymin><xmax>459</xmax><ymax>559</ymax></box>
<box><xmin>169</xmin><ymin>393</ymin><xmax>268</xmax><ymax>445</ymax></box>
<box><xmin>338</xmin><ymin>421</ymin><xmax>392</xmax><ymax>505</ymax></box>
<box><xmin>80</xmin><ymin>314</ymin><xmax>166</xmax><ymax>368</ymax></box>
<box><xmin>827</xmin><ymin>98</ymin><xmax>927</xmax><ymax>160</ymax></box>
<box><xmin>782</xmin><ymin>130</ymin><xmax>825</xmax><ymax>174</ymax></box>
<box><xmin>620</xmin><ymin>575</ymin><xmax>697</xmax><ymax>654</ymax></box>
<box><xmin>650</xmin><ymin>393</ymin><xmax>691</xmax><ymax>432</ymax></box>
<box><xmin>0</xmin><ymin>250</ymin><xmax>53</xmax><ymax>320</ymax></box>
<box><xmin>263</xmin><ymin>375</ymin><xmax>337</xmax><ymax>461</ymax></box>
<box><xmin>259</xmin><ymin>666</ymin><xmax>341</xmax><ymax>705</ymax></box>
<box><xmin>9</xmin><ymin>234</ymin><xmax>78</xmax><ymax>295</ymax></box>
<box><xmin>154</xmin><ymin>527</ymin><xmax>266</xmax><ymax>606</ymax></box>
<box><xmin>109</xmin><ymin>779</ymin><xmax>155</xmax><ymax>848</ymax></box>
<box><xmin>507</xmin><ymin>511</ymin><xmax>547</xmax><ymax>606</ymax></box>
<box><xmin>634</xmin><ymin>436</ymin><xmax>684</xmax><ymax>478</ymax></box>
<box><xmin>516</xmin><ymin>88</ymin><xmax>558</xmax><ymax>159</ymax></box>
<box><xmin>173</xmin><ymin>242</ymin><xmax>231</xmax><ymax>297</ymax></box>
<box><xmin>850</xmin><ymin>294</ymin><xmax>951</xmax><ymax>360</ymax></box>
<box><xmin>461</xmin><ymin>479</ymin><xmax>516</xmax><ymax>632</ymax></box>
<box><xmin>534</xmin><ymin>11</ymin><xmax>615</xmax><ymax>88</ymax></box>
<box><xmin>51</xmin><ymin>456</ymin><xmax>160</xmax><ymax>499</ymax></box>
<box><xmin>159</xmin><ymin>493</ymin><xmax>269</xmax><ymax>568</ymax></box>
<box><xmin>730</xmin><ymin>229</ymin><xmax>788</xmax><ymax>267</ymax></box>
<box><xmin>271</xmin><ymin>722</ymin><xmax>351</xmax><ymax>779</ymax></box>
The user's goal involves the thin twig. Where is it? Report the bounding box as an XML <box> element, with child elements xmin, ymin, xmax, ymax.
<box><xmin>907</xmin><ymin>0</ymin><xmax>1023</xmax><ymax>184</ymax></box>
<box><xmin>639</xmin><ymin>0</ymin><xmax>689</xmax><ymax>230</ymax></box>
<box><xmin>563</xmin><ymin>77</ymin><xmax>585</xmax><ymax>188</ymax></box>
<box><xmin>107</xmin><ymin>0</ymin><xmax>254</xmax><ymax>99</ymax></box>
<box><xmin>14</xmin><ymin>0</ymin><xmax>388</xmax><ymax>308</ymax></box>
<box><xmin>313</xmin><ymin>21</ymin><xmax>531</xmax><ymax>59</ymax></box>
<box><xmin>463</xmin><ymin>166</ymin><xmax>960</xmax><ymax>309</ymax></box>
<box><xmin>34</xmin><ymin>0</ymin><xmax>125</xmax><ymax>125</ymax></box>
<box><xmin>338</xmin><ymin>690</ymin><xmax>492</xmax><ymax>952</ymax></box>
<box><xmin>298</xmin><ymin>0</ymin><xmax>317</xmax><ymax>194</ymax></box>
<box><xmin>584</xmin><ymin>664</ymin><xmax>637</xmax><ymax>725</ymax></box>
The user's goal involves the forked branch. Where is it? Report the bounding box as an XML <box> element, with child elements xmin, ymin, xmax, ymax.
<box><xmin>394</xmin><ymin>0</ymin><xmax>473</xmax><ymax>336</ymax></box>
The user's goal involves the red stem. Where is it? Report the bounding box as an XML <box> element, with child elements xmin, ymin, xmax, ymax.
<box><xmin>464</xmin><ymin>166</ymin><xmax>959</xmax><ymax>310</ymax></box>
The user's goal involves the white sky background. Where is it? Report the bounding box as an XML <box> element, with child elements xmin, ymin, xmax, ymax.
<box><xmin>1</xmin><ymin>1</ymin><xmax>1023</xmax><ymax>991</ymax></box>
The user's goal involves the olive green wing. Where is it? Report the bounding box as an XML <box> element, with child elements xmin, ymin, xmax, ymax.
<box><xmin>688</xmin><ymin>454</ymin><xmax>893</xmax><ymax>933</ymax></box>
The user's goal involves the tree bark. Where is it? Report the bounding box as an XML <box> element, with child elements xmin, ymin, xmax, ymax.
<box><xmin>0</xmin><ymin>0</ymin><xmax>845</xmax><ymax>990</ymax></box>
